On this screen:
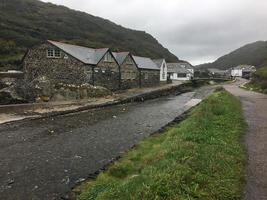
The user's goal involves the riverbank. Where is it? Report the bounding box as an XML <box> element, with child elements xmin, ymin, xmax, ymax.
<box><xmin>0</xmin><ymin>81</ymin><xmax>205</xmax><ymax>125</ymax></box>
<box><xmin>73</xmin><ymin>88</ymin><xmax>247</xmax><ymax>200</ymax></box>
<box><xmin>0</xmin><ymin>86</ymin><xmax>214</xmax><ymax>200</ymax></box>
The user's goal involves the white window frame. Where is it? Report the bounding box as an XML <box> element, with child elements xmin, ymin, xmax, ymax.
<box><xmin>47</xmin><ymin>49</ymin><xmax>54</xmax><ymax>58</ymax></box>
<box><xmin>47</xmin><ymin>48</ymin><xmax>61</xmax><ymax>58</ymax></box>
<box><xmin>54</xmin><ymin>49</ymin><xmax>61</xmax><ymax>58</ymax></box>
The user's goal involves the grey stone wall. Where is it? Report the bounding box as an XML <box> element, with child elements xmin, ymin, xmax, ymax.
<box><xmin>140</xmin><ymin>70</ymin><xmax>160</xmax><ymax>88</ymax></box>
<box><xmin>22</xmin><ymin>42</ymin><xmax>161</xmax><ymax>101</ymax></box>
<box><xmin>23</xmin><ymin>43</ymin><xmax>92</xmax><ymax>86</ymax></box>
<box><xmin>120</xmin><ymin>55</ymin><xmax>140</xmax><ymax>90</ymax></box>
<box><xmin>22</xmin><ymin>43</ymin><xmax>121</xmax><ymax>100</ymax></box>
<box><xmin>93</xmin><ymin>53</ymin><xmax>120</xmax><ymax>91</ymax></box>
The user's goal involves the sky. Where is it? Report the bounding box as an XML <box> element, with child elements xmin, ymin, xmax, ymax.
<box><xmin>41</xmin><ymin>0</ymin><xmax>267</xmax><ymax>65</ymax></box>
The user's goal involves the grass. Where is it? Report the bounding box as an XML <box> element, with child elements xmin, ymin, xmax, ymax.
<box><xmin>243</xmin><ymin>67</ymin><xmax>267</xmax><ymax>94</ymax></box>
<box><xmin>242</xmin><ymin>82</ymin><xmax>267</xmax><ymax>94</ymax></box>
<box><xmin>74</xmin><ymin>89</ymin><xmax>247</xmax><ymax>200</ymax></box>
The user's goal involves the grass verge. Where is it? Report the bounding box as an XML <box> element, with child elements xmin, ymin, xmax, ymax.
<box><xmin>74</xmin><ymin>89</ymin><xmax>247</xmax><ymax>200</ymax></box>
<box><xmin>242</xmin><ymin>82</ymin><xmax>267</xmax><ymax>94</ymax></box>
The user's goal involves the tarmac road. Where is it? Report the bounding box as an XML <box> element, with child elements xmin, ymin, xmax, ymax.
<box><xmin>0</xmin><ymin>86</ymin><xmax>213</xmax><ymax>200</ymax></box>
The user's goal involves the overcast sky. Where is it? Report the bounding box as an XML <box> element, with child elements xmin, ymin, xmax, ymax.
<box><xmin>41</xmin><ymin>0</ymin><xmax>267</xmax><ymax>65</ymax></box>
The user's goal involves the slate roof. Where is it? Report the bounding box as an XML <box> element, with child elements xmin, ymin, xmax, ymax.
<box><xmin>167</xmin><ymin>63</ymin><xmax>192</xmax><ymax>74</ymax></box>
<box><xmin>233</xmin><ymin>65</ymin><xmax>256</xmax><ymax>71</ymax></box>
<box><xmin>178</xmin><ymin>61</ymin><xmax>194</xmax><ymax>70</ymax></box>
<box><xmin>152</xmin><ymin>59</ymin><xmax>165</xmax><ymax>68</ymax></box>
<box><xmin>47</xmin><ymin>40</ymin><xmax>109</xmax><ymax>65</ymax></box>
<box><xmin>132</xmin><ymin>56</ymin><xmax>160</xmax><ymax>70</ymax></box>
<box><xmin>112</xmin><ymin>52</ymin><xmax>130</xmax><ymax>65</ymax></box>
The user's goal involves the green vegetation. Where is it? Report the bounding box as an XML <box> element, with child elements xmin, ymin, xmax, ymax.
<box><xmin>0</xmin><ymin>0</ymin><xmax>178</xmax><ymax>71</ymax></box>
<box><xmin>74</xmin><ymin>89</ymin><xmax>247</xmax><ymax>200</ymax></box>
<box><xmin>197</xmin><ymin>41</ymin><xmax>267</xmax><ymax>70</ymax></box>
<box><xmin>244</xmin><ymin>67</ymin><xmax>267</xmax><ymax>94</ymax></box>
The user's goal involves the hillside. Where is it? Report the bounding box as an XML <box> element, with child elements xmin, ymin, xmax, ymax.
<box><xmin>0</xmin><ymin>0</ymin><xmax>178</xmax><ymax>71</ymax></box>
<box><xmin>197</xmin><ymin>41</ymin><xmax>267</xmax><ymax>70</ymax></box>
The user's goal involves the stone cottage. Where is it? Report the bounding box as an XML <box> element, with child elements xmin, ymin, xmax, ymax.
<box><xmin>112</xmin><ymin>52</ymin><xmax>140</xmax><ymax>89</ymax></box>
<box><xmin>22</xmin><ymin>40</ymin><xmax>120</xmax><ymax>100</ymax></box>
<box><xmin>132</xmin><ymin>55</ymin><xmax>160</xmax><ymax>87</ymax></box>
<box><xmin>153</xmin><ymin>59</ymin><xmax>168</xmax><ymax>82</ymax></box>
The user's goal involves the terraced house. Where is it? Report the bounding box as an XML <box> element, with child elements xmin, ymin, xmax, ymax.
<box><xmin>112</xmin><ymin>52</ymin><xmax>139</xmax><ymax>89</ymax></box>
<box><xmin>22</xmin><ymin>41</ymin><xmax>162</xmax><ymax>100</ymax></box>
<box><xmin>23</xmin><ymin>40</ymin><xmax>120</xmax><ymax>91</ymax></box>
<box><xmin>132</xmin><ymin>56</ymin><xmax>160</xmax><ymax>87</ymax></box>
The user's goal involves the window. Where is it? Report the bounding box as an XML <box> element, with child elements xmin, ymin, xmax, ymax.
<box><xmin>47</xmin><ymin>49</ymin><xmax>54</xmax><ymax>58</ymax></box>
<box><xmin>47</xmin><ymin>48</ymin><xmax>61</xmax><ymax>58</ymax></box>
<box><xmin>54</xmin><ymin>49</ymin><xmax>61</xmax><ymax>58</ymax></box>
<box><xmin>104</xmin><ymin>53</ymin><xmax>113</xmax><ymax>62</ymax></box>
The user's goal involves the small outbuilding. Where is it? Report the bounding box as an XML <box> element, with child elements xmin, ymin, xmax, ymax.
<box><xmin>132</xmin><ymin>55</ymin><xmax>160</xmax><ymax>87</ymax></box>
<box><xmin>112</xmin><ymin>52</ymin><xmax>139</xmax><ymax>89</ymax></box>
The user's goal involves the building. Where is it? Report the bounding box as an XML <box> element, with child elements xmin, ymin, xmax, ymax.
<box><xmin>132</xmin><ymin>55</ymin><xmax>160</xmax><ymax>87</ymax></box>
<box><xmin>112</xmin><ymin>52</ymin><xmax>139</xmax><ymax>89</ymax></box>
<box><xmin>167</xmin><ymin>62</ymin><xmax>193</xmax><ymax>81</ymax></box>
<box><xmin>153</xmin><ymin>59</ymin><xmax>168</xmax><ymax>82</ymax></box>
<box><xmin>231</xmin><ymin>65</ymin><xmax>256</xmax><ymax>78</ymax></box>
<box><xmin>23</xmin><ymin>40</ymin><xmax>120</xmax><ymax>91</ymax></box>
<box><xmin>207</xmin><ymin>68</ymin><xmax>230</xmax><ymax>77</ymax></box>
<box><xmin>179</xmin><ymin>61</ymin><xmax>194</xmax><ymax>75</ymax></box>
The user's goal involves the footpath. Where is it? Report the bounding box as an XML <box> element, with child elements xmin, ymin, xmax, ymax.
<box><xmin>224</xmin><ymin>78</ymin><xmax>267</xmax><ymax>200</ymax></box>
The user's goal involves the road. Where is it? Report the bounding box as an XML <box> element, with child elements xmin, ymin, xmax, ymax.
<box><xmin>224</xmin><ymin>79</ymin><xmax>267</xmax><ymax>200</ymax></box>
<box><xmin>0</xmin><ymin>86</ymin><xmax>213</xmax><ymax>200</ymax></box>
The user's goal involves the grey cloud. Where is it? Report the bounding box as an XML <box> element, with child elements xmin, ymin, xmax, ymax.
<box><xmin>41</xmin><ymin>0</ymin><xmax>267</xmax><ymax>65</ymax></box>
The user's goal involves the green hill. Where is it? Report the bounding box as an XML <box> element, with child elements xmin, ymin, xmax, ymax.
<box><xmin>197</xmin><ymin>41</ymin><xmax>267</xmax><ymax>70</ymax></box>
<box><xmin>0</xmin><ymin>0</ymin><xmax>178</xmax><ymax>71</ymax></box>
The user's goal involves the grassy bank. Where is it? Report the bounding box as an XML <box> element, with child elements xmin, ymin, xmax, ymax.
<box><xmin>244</xmin><ymin>67</ymin><xmax>267</xmax><ymax>94</ymax></box>
<box><xmin>74</xmin><ymin>89</ymin><xmax>247</xmax><ymax>200</ymax></box>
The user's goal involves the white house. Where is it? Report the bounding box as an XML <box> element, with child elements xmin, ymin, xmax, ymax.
<box><xmin>153</xmin><ymin>59</ymin><xmax>167</xmax><ymax>81</ymax></box>
<box><xmin>231</xmin><ymin>65</ymin><xmax>256</xmax><ymax>77</ymax></box>
<box><xmin>167</xmin><ymin>62</ymin><xmax>194</xmax><ymax>81</ymax></box>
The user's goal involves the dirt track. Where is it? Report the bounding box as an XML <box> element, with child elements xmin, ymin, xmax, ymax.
<box><xmin>224</xmin><ymin>79</ymin><xmax>267</xmax><ymax>200</ymax></box>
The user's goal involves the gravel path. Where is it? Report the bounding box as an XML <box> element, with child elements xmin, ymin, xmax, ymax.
<box><xmin>0</xmin><ymin>86</ymin><xmax>213</xmax><ymax>200</ymax></box>
<box><xmin>224</xmin><ymin>79</ymin><xmax>267</xmax><ymax>200</ymax></box>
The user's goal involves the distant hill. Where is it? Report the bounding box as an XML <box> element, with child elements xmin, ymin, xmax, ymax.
<box><xmin>197</xmin><ymin>41</ymin><xmax>267</xmax><ymax>70</ymax></box>
<box><xmin>0</xmin><ymin>0</ymin><xmax>178</xmax><ymax>71</ymax></box>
